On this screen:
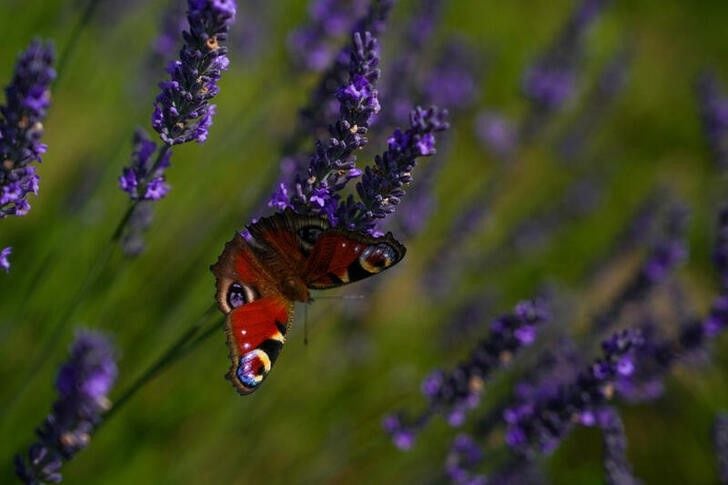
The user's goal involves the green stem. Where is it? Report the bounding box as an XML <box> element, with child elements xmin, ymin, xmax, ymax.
<box><xmin>104</xmin><ymin>306</ymin><xmax>221</xmax><ymax>422</ymax></box>
<box><xmin>112</xmin><ymin>144</ymin><xmax>172</xmax><ymax>243</ymax></box>
<box><xmin>55</xmin><ymin>0</ymin><xmax>104</xmax><ymax>85</ymax></box>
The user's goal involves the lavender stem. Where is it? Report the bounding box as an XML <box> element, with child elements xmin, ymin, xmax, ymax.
<box><xmin>104</xmin><ymin>306</ymin><xmax>220</xmax><ymax>422</ymax></box>
<box><xmin>56</xmin><ymin>0</ymin><xmax>104</xmax><ymax>85</ymax></box>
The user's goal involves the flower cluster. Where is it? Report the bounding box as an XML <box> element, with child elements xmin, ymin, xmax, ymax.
<box><xmin>277</xmin><ymin>31</ymin><xmax>381</xmax><ymax>221</ymax></box>
<box><xmin>696</xmin><ymin>73</ymin><xmax>728</xmax><ymax>170</ymax></box>
<box><xmin>383</xmin><ymin>299</ymin><xmax>550</xmax><ymax>450</ymax></box>
<box><xmin>504</xmin><ymin>328</ymin><xmax>644</xmax><ymax>457</ymax></box>
<box><xmin>445</xmin><ymin>434</ymin><xmax>487</xmax><ymax>485</ymax></box>
<box><xmin>339</xmin><ymin>106</ymin><xmax>449</xmax><ymax>233</ymax></box>
<box><xmin>118</xmin><ymin>130</ymin><xmax>171</xmax><ymax>201</ymax></box>
<box><xmin>118</xmin><ymin>0</ymin><xmax>237</xmax><ymax>254</ymax></box>
<box><xmin>297</xmin><ymin>0</ymin><xmax>393</xmax><ymax>140</ymax></box>
<box><xmin>15</xmin><ymin>331</ymin><xmax>117</xmax><ymax>484</ymax></box>
<box><xmin>0</xmin><ymin>40</ymin><xmax>55</xmax><ymax>220</ymax></box>
<box><xmin>522</xmin><ymin>0</ymin><xmax>608</xmax><ymax>112</ymax></box>
<box><xmin>151</xmin><ymin>0</ymin><xmax>236</xmax><ymax>146</ymax></box>
<box><xmin>591</xmin><ymin>408</ymin><xmax>640</xmax><ymax>485</ymax></box>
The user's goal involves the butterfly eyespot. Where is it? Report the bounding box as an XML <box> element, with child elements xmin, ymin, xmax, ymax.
<box><xmin>297</xmin><ymin>226</ymin><xmax>324</xmax><ymax>250</ymax></box>
<box><xmin>359</xmin><ymin>243</ymin><xmax>398</xmax><ymax>274</ymax></box>
<box><xmin>227</xmin><ymin>282</ymin><xmax>259</xmax><ymax>309</ymax></box>
<box><xmin>237</xmin><ymin>349</ymin><xmax>271</xmax><ymax>389</ymax></box>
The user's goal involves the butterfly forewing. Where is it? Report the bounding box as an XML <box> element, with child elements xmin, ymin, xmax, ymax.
<box><xmin>304</xmin><ymin>230</ymin><xmax>406</xmax><ymax>289</ymax></box>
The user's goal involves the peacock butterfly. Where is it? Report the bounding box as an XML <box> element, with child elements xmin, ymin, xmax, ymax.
<box><xmin>210</xmin><ymin>209</ymin><xmax>406</xmax><ymax>395</ymax></box>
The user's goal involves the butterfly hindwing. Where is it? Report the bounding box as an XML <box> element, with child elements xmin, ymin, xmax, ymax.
<box><xmin>304</xmin><ymin>230</ymin><xmax>406</xmax><ymax>289</ymax></box>
<box><xmin>224</xmin><ymin>295</ymin><xmax>294</xmax><ymax>395</ymax></box>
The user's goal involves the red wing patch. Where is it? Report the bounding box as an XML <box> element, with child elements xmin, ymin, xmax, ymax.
<box><xmin>304</xmin><ymin>231</ymin><xmax>406</xmax><ymax>289</ymax></box>
<box><xmin>225</xmin><ymin>296</ymin><xmax>294</xmax><ymax>395</ymax></box>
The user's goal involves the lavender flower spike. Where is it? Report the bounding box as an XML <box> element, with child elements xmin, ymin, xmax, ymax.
<box><xmin>152</xmin><ymin>0</ymin><xmax>236</xmax><ymax>145</ymax></box>
<box><xmin>504</xmin><ymin>328</ymin><xmax>644</xmax><ymax>457</ymax></box>
<box><xmin>383</xmin><ymin>299</ymin><xmax>549</xmax><ymax>450</ymax></box>
<box><xmin>15</xmin><ymin>331</ymin><xmax>117</xmax><ymax>484</ymax></box>
<box><xmin>119</xmin><ymin>129</ymin><xmax>172</xmax><ymax>201</ymax></box>
<box><xmin>0</xmin><ymin>40</ymin><xmax>56</xmax><ymax>219</ymax></box>
<box><xmin>284</xmin><ymin>31</ymin><xmax>382</xmax><ymax>222</ymax></box>
<box><xmin>1</xmin><ymin>246</ymin><xmax>11</xmax><ymax>272</ymax></box>
<box><xmin>338</xmin><ymin>106</ymin><xmax>449</xmax><ymax>234</ymax></box>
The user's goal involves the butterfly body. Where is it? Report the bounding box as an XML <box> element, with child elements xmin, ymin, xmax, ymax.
<box><xmin>211</xmin><ymin>209</ymin><xmax>405</xmax><ymax>394</ymax></box>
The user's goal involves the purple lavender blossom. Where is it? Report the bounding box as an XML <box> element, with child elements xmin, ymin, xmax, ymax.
<box><xmin>282</xmin><ymin>31</ymin><xmax>381</xmax><ymax>223</ymax></box>
<box><xmin>714</xmin><ymin>413</ymin><xmax>728</xmax><ymax>484</ymax></box>
<box><xmin>297</xmin><ymin>0</ymin><xmax>393</xmax><ymax>141</ymax></box>
<box><xmin>504</xmin><ymin>328</ymin><xmax>643</xmax><ymax>458</ymax></box>
<box><xmin>151</xmin><ymin>0</ymin><xmax>236</xmax><ymax>146</ymax></box>
<box><xmin>593</xmin><ymin>408</ymin><xmax>641</xmax><ymax>485</ymax></box>
<box><xmin>384</xmin><ymin>300</ymin><xmax>550</xmax><ymax>449</ymax></box>
<box><xmin>696</xmin><ymin>73</ymin><xmax>728</xmax><ymax>170</ymax></box>
<box><xmin>119</xmin><ymin>129</ymin><xmax>172</xmax><ymax>201</ymax></box>
<box><xmin>337</xmin><ymin>106</ymin><xmax>449</xmax><ymax>233</ymax></box>
<box><xmin>373</xmin><ymin>0</ymin><xmax>444</xmax><ymax>130</ymax></box>
<box><xmin>381</xmin><ymin>414</ymin><xmax>416</xmax><ymax>451</ymax></box>
<box><xmin>445</xmin><ymin>434</ymin><xmax>487</xmax><ymax>485</ymax></box>
<box><xmin>287</xmin><ymin>0</ymin><xmax>368</xmax><ymax>72</ymax></box>
<box><xmin>0</xmin><ymin>40</ymin><xmax>55</xmax><ymax>220</ymax></box>
<box><xmin>1</xmin><ymin>246</ymin><xmax>11</xmax><ymax>272</ymax></box>
<box><xmin>15</xmin><ymin>331</ymin><xmax>117</xmax><ymax>484</ymax></box>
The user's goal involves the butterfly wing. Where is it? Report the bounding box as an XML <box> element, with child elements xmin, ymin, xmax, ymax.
<box><xmin>303</xmin><ymin>230</ymin><xmax>406</xmax><ymax>289</ymax></box>
<box><xmin>210</xmin><ymin>233</ymin><xmax>294</xmax><ymax>394</ymax></box>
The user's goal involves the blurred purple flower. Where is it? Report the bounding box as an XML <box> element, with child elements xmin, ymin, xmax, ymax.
<box><xmin>696</xmin><ymin>73</ymin><xmax>728</xmax><ymax>170</ymax></box>
<box><xmin>714</xmin><ymin>206</ymin><xmax>728</xmax><ymax>290</ymax></box>
<box><xmin>0</xmin><ymin>40</ymin><xmax>55</xmax><ymax>220</ymax></box>
<box><xmin>1</xmin><ymin>246</ymin><xmax>11</xmax><ymax>272</ymax></box>
<box><xmin>445</xmin><ymin>434</ymin><xmax>487</xmax><ymax>485</ymax></box>
<box><xmin>504</xmin><ymin>328</ymin><xmax>643</xmax><ymax>457</ymax></box>
<box><xmin>595</xmin><ymin>202</ymin><xmax>688</xmax><ymax>331</ymax></box>
<box><xmin>151</xmin><ymin>0</ymin><xmax>236</xmax><ymax>145</ymax></box>
<box><xmin>594</xmin><ymin>408</ymin><xmax>641</xmax><ymax>485</ymax></box>
<box><xmin>558</xmin><ymin>45</ymin><xmax>631</xmax><ymax>161</ymax></box>
<box><xmin>522</xmin><ymin>0</ymin><xmax>608</xmax><ymax>112</ymax></box>
<box><xmin>714</xmin><ymin>413</ymin><xmax>728</xmax><ymax>484</ymax></box>
<box><xmin>423</xmin><ymin>39</ymin><xmax>479</xmax><ymax>111</ymax></box>
<box><xmin>475</xmin><ymin>111</ymin><xmax>518</xmax><ymax>159</ymax></box>
<box><xmin>15</xmin><ymin>331</ymin><xmax>117</xmax><ymax>484</ymax></box>
<box><xmin>288</xmin><ymin>0</ymin><xmax>368</xmax><ymax>72</ymax></box>
<box><xmin>382</xmin><ymin>414</ymin><xmax>415</xmax><ymax>451</ymax></box>
<box><xmin>384</xmin><ymin>299</ymin><xmax>550</xmax><ymax>449</ymax></box>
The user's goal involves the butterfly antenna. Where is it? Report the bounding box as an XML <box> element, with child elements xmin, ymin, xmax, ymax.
<box><xmin>304</xmin><ymin>303</ymin><xmax>309</xmax><ymax>346</ymax></box>
<box><xmin>311</xmin><ymin>294</ymin><xmax>366</xmax><ymax>300</ymax></box>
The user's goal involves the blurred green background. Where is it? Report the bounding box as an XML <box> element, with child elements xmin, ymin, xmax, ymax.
<box><xmin>1</xmin><ymin>0</ymin><xmax>728</xmax><ymax>483</ymax></box>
